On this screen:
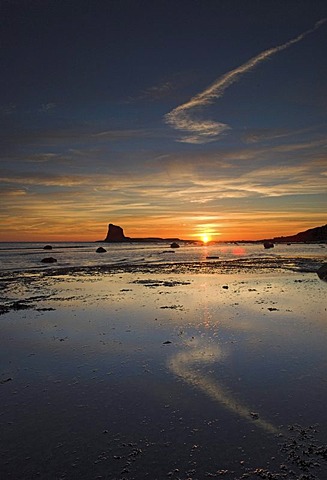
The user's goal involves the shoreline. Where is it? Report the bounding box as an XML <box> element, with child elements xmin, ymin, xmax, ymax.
<box><xmin>0</xmin><ymin>257</ymin><xmax>325</xmax><ymax>317</ymax></box>
<box><xmin>0</xmin><ymin>253</ymin><xmax>324</xmax><ymax>275</ymax></box>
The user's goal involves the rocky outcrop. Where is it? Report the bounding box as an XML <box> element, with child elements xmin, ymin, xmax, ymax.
<box><xmin>104</xmin><ymin>224</ymin><xmax>130</xmax><ymax>242</ymax></box>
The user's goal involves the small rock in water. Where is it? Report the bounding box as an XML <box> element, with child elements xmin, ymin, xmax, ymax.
<box><xmin>317</xmin><ymin>263</ymin><xmax>327</xmax><ymax>282</ymax></box>
<box><xmin>43</xmin><ymin>245</ymin><xmax>52</xmax><ymax>250</ymax></box>
<box><xmin>41</xmin><ymin>257</ymin><xmax>57</xmax><ymax>263</ymax></box>
<box><xmin>163</xmin><ymin>340</ymin><xmax>172</xmax><ymax>345</ymax></box>
<box><xmin>96</xmin><ymin>246</ymin><xmax>107</xmax><ymax>253</ymax></box>
<box><xmin>0</xmin><ymin>377</ymin><xmax>13</xmax><ymax>385</ymax></box>
<box><xmin>250</xmin><ymin>412</ymin><xmax>259</xmax><ymax>419</ymax></box>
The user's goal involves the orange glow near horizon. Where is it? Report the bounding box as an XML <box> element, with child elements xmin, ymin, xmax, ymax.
<box><xmin>0</xmin><ymin>216</ymin><xmax>325</xmax><ymax>243</ymax></box>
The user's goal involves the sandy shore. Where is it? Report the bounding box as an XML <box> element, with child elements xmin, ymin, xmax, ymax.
<box><xmin>0</xmin><ymin>266</ymin><xmax>326</xmax><ymax>479</ymax></box>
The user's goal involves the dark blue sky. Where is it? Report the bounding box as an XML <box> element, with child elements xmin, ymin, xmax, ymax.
<box><xmin>1</xmin><ymin>0</ymin><xmax>326</xmax><ymax>241</ymax></box>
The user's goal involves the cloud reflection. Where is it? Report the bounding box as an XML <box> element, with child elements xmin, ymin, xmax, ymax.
<box><xmin>168</xmin><ymin>341</ymin><xmax>278</xmax><ymax>434</ymax></box>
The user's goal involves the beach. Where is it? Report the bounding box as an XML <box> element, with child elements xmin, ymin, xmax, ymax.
<box><xmin>0</xmin><ymin>260</ymin><xmax>327</xmax><ymax>479</ymax></box>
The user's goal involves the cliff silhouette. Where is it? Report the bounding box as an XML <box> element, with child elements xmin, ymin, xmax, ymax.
<box><xmin>264</xmin><ymin>224</ymin><xmax>327</xmax><ymax>243</ymax></box>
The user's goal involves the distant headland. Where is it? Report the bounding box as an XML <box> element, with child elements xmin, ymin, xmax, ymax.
<box><xmin>263</xmin><ymin>224</ymin><xmax>327</xmax><ymax>244</ymax></box>
<box><xmin>100</xmin><ymin>223</ymin><xmax>327</xmax><ymax>244</ymax></box>
<box><xmin>102</xmin><ymin>223</ymin><xmax>182</xmax><ymax>243</ymax></box>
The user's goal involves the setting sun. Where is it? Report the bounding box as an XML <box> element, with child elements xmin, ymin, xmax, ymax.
<box><xmin>201</xmin><ymin>233</ymin><xmax>211</xmax><ymax>244</ymax></box>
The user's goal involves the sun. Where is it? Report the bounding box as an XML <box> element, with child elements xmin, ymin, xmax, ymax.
<box><xmin>201</xmin><ymin>233</ymin><xmax>211</xmax><ymax>244</ymax></box>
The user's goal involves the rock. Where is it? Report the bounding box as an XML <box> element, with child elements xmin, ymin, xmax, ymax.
<box><xmin>163</xmin><ymin>340</ymin><xmax>172</xmax><ymax>344</ymax></box>
<box><xmin>317</xmin><ymin>263</ymin><xmax>327</xmax><ymax>281</ymax></box>
<box><xmin>264</xmin><ymin>241</ymin><xmax>274</xmax><ymax>249</ymax></box>
<box><xmin>96</xmin><ymin>247</ymin><xmax>107</xmax><ymax>253</ymax></box>
<box><xmin>41</xmin><ymin>257</ymin><xmax>57</xmax><ymax>263</ymax></box>
<box><xmin>250</xmin><ymin>412</ymin><xmax>259</xmax><ymax>419</ymax></box>
<box><xmin>43</xmin><ymin>245</ymin><xmax>52</xmax><ymax>250</ymax></box>
<box><xmin>170</xmin><ymin>242</ymin><xmax>180</xmax><ymax>248</ymax></box>
<box><xmin>0</xmin><ymin>377</ymin><xmax>12</xmax><ymax>384</ymax></box>
<box><xmin>104</xmin><ymin>223</ymin><xmax>130</xmax><ymax>242</ymax></box>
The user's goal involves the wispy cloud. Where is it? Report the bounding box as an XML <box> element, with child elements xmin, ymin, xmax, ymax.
<box><xmin>39</xmin><ymin>102</ymin><xmax>56</xmax><ymax>113</ymax></box>
<box><xmin>0</xmin><ymin>104</ymin><xmax>16</xmax><ymax>115</ymax></box>
<box><xmin>165</xmin><ymin>19</ymin><xmax>326</xmax><ymax>144</ymax></box>
<box><xmin>139</xmin><ymin>81</ymin><xmax>175</xmax><ymax>100</ymax></box>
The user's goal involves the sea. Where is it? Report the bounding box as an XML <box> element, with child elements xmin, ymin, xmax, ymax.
<box><xmin>0</xmin><ymin>241</ymin><xmax>326</xmax><ymax>274</ymax></box>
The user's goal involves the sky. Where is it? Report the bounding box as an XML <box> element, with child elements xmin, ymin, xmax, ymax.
<box><xmin>1</xmin><ymin>0</ymin><xmax>326</xmax><ymax>242</ymax></box>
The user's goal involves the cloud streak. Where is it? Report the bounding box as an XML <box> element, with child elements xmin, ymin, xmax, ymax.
<box><xmin>165</xmin><ymin>18</ymin><xmax>326</xmax><ymax>144</ymax></box>
<box><xmin>169</xmin><ymin>343</ymin><xmax>278</xmax><ymax>434</ymax></box>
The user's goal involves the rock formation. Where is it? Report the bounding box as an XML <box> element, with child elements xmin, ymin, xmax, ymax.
<box><xmin>104</xmin><ymin>224</ymin><xmax>130</xmax><ymax>242</ymax></box>
<box><xmin>102</xmin><ymin>223</ymin><xmax>182</xmax><ymax>243</ymax></box>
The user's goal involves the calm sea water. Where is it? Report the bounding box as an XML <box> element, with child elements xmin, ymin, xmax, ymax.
<box><xmin>0</xmin><ymin>241</ymin><xmax>326</xmax><ymax>272</ymax></box>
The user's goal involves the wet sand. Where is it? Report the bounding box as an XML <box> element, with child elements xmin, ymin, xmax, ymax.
<box><xmin>0</xmin><ymin>267</ymin><xmax>327</xmax><ymax>479</ymax></box>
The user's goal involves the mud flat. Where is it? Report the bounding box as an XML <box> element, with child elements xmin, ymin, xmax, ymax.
<box><xmin>0</xmin><ymin>266</ymin><xmax>326</xmax><ymax>479</ymax></box>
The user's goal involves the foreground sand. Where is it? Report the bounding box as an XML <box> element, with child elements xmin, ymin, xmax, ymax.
<box><xmin>0</xmin><ymin>267</ymin><xmax>326</xmax><ymax>479</ymax></box>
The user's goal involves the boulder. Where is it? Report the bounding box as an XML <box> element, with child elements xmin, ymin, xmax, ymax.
<box><xmin>43</xmin><ymin>245</ymin><xmax>53</xmax><ymax>250</ymax></box>
<box><xmin>41</xmin><ymin>257</ymin><xmax>57</xmax><ymax>263</ymax></box>
<box><xmin>317</xmin><ymin>263</ymin><xmax>327</xmax><ymax>281</ymax></box>
<box><xmin>96</xmin><ymin>247</ymin><xmax>107</xmax><ymax>253</ymax></box>
<box><xmin>263</xmin><ymin>241</ymin><xmax>274</xmax><ymax>249</ymax></box>
<box><xmin>170</xmin><ymin>242</ymin><xmax>180</xmax><ymax>249</ymax></box>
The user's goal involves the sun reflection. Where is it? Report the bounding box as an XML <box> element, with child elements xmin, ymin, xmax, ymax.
<box><xmin>232</xmin><ymin>246</ymin><xmax>246</xmax><ymax>256</ymax></box>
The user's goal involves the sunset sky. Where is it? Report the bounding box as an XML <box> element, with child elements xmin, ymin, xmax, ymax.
<box><xmin>1</xmin><ymin>0</ymin><xmax>326</xmax><ymax>242</ymax></box>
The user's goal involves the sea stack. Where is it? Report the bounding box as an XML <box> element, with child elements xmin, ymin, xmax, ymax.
<box><xmin>104</xmin><ymin>223</ymin><xmax>130</xmax><ymax>242</ymax></box>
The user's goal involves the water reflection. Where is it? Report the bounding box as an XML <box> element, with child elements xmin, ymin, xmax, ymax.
<box><xmin>168</xmin><ymin>339</ymin><xmax>278</xmax><ymax>434</ymax></box>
